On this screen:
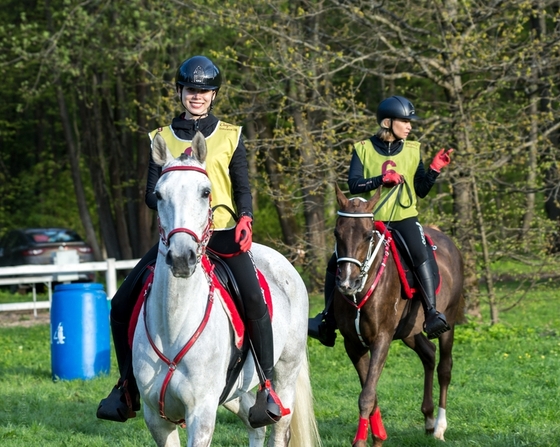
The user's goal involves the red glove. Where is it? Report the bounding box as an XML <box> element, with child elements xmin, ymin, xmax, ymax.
<box><xmin>430</xmin><ymin>148</ymin><xmax>454</xmax><ymax>173</ymax></box>
<box><xmin>382</xmin><ymin>171</ymin><xmax>404</xmax><ymax>187</ymax></box>
<box><xmin>235</xmin><ymin>215</ymin><xmax>253</xmax><ymax>252</ymax></box>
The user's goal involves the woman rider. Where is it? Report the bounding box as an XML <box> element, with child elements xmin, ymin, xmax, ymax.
<box><xmin>308</xmin><ymin>95</ymin><xmax>453</xmax><ymax>346</ymax></box>
<box><xmin>97</xmin><ymin>56</ymin><xmax>284</xmax><ymax>428</ymax></box>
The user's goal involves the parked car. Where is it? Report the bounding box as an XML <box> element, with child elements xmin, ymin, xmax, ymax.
<box><xmin>0</xmin><ymin>228</ymin><xmax>95</xmax><ymax>283</ymax></box>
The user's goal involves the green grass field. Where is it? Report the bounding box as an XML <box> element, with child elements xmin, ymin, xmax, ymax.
<box><xmin>1</xmin><ymin>282</ymin><xmax>559</xmax><ymax>446</ymax></box>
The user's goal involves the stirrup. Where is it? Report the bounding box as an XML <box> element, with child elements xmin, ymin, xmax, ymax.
<box><xmin>248</xmin><ymin>380</ymin><xmax>290</xmax><ymax>428</ymax></box>
<box><xmin>424</xmin><ymin>310</ymin><xmax>450</xmax><ymax>339</ymax></box>
<box><xmin>96</xmin><ymin>380</ymin><xmax>139</xmax><ymax>422</ymax></box>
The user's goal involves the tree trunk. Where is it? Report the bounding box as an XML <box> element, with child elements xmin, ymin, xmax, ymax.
<box><xmin>290</xmin><ymin>96</ymin><xmax>327</xmax><ymax>289</ymax></box>
<box><xmin>472</xmin><ymin>177</ymin><xmax>498</xmax><ymax>323</ymax></box>
<box><xmin>245</xmin><ymin>118</ymin><xmax>300</xmax><ymax>249</ymax></box>
<box><xmin>101</xmin><ymin>76</ymin><xmax>133</xmax><ymax>260</ymax></box>
<box><xmin>136</xmin><ymin>76</ymin><xmax>157</xmax><ymax>255</ymax></box>
<box><xmin>55</xmin><ymin>83</ymin><xmax>103</xmax><ymax>261</ymax></box>
<box><xmin>85</xmin><ymin>74</ymin><xmax>121</xmax><ymax>259</ymax></box>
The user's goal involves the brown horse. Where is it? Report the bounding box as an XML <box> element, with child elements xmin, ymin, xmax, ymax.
<box><xmin>333</xmin><ymin>185</ymin><xmax>464</xmax><ymax>447</ymax></box>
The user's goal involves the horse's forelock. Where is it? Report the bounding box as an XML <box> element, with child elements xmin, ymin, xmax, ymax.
<box><xmin>179</xmin><ymin>153</ymin><xmax>192</xmax><ymax>163</ymax></box>
<box><xmin>344</xmin><ymin>197</ymin><xmax>369</xmax><ymax>213</ymax></box>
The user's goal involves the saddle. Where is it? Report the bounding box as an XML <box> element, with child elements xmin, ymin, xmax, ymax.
<box><xmin>376</xmin><ymin>221</ymin><xmax>441</xmax><ymax>299</ymax></box>
<box><xmin>127</xmin><ymin>253</ymin><xmax>273</xmax><ymax>405</ymax></box>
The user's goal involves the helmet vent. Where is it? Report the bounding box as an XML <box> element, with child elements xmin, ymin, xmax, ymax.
<box><xmin>193</xmin><ymin>66</ymin><xmax>205</xmax><ymax>84</ymax></box>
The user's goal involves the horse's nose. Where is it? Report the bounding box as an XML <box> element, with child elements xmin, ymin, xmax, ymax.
<box><xmin>166</xmin><ymin>247</ymin><xmax>198</xmax><ymax>278</ymax></box>
<box><xmin>337</xmin><ymin>273</ymin><xmax>362</xmax><ymax>295</ymax></box>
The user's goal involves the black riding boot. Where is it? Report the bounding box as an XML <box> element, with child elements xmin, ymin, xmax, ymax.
<box><xmin>416</xmin><ymin>259</ymin><xmax>450</xmax><ymax>339</ymax></box>
<box><xmin>308</xmin><ymin>270</ymin><xmax>337</xmax><ymax>347</ymax></box>
<box><xmin>96</xmin><ymin>318</ymin><xmax>141</xmax><ymax>422</ymax></box>
<box><xmin>247</xmin><ymin>312</ymin><xmax>286</xmax><ymax>428</ymax></box>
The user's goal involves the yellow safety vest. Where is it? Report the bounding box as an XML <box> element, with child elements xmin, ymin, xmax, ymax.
<box><xmin>149</xmin><ymin>121</ymin><xmax>242</xmax><ymax>230</ymax></box>
<box><xmin>354</xmin><ymin>139</ymin><xmax>421</xmax><ymax>222</ymax></box>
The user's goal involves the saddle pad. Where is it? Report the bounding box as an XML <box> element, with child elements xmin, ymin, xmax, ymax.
<box><xmin>374</xmin><ymin>221</ymin><xmax>441</xmax><ymax>299</ymax></box>
<box><xmin>128</xmin><ymin>256</ymin><xmax>273</xmax><ymax>350</ymax></box>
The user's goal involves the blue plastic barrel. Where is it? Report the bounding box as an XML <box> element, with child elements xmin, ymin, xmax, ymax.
<box><xmin>50</xmin><ymin>283</ymin><xmax>111</xmax><ymax>380</ymax></box>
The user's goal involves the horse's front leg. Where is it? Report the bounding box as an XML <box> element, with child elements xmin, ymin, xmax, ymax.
<box><xmin>346</xmin><ymin>335</ymin><xmax>392</xmax><ymax>447</ymax></box>
<box><xmin>183</xmin><ymin>402</ymin><xmax>221</xmax><ymax>447</ymax></box>
<box><xmin>143</xmin><ymin>404</ymin><xmax>181</xmax><ymax>447</ymax></box>
<box><xmin>223</xmin><ymin>395</ymin><xmax>266</xmax><ymax>447</ymax></box>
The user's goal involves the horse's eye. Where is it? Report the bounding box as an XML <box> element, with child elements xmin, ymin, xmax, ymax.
<box><xmin>202</xmin><ymin>188</ymin><xmax>211</xmax><ymax>199</ymax></box>
<box><xmin>365</xmin><ymin>231</ymin><xmax>374</xmax><ymax>241</ymax></box>
<box><xmin>155</xmin><ymin>191</ymin><xmax>162</xmax><ymax>200</ymax></box>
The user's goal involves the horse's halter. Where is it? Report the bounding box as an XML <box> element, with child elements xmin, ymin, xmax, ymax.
<box><xmin>335</xmin><ymin>202</ymin><xmax>386</xmax><ymax>294</ymax></box>
<box><xmin>157</xmin><ymin>165</ymin><xmax>214</xmax><ymax>261</ymax></box>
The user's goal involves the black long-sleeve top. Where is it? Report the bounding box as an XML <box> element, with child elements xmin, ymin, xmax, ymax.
<box><xmin>144</xmin><ymin>113</ymin><xmax>253</xmax><ymax>219</ymax></box>
<box><xmin>347</xmin><ymin>135</ymin><xmax>439</xmax><ymax>198</ymax></box>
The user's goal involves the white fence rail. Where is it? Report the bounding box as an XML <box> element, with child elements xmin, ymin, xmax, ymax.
<box><xmin>0</xmin><ymin>259</ymin><xmax>140</xmax><ymax>315</ymax></box>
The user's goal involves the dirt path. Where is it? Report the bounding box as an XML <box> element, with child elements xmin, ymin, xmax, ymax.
<box><xmin>0</xmin><ymin>309</ymin><xmax>50</xmax><ymax>328</ymax></box>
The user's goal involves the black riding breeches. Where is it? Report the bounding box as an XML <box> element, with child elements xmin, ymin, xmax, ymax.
<box><xmin>110</xmin><ymin>243</ymin><xmax>159</xmax><ymax>324</ymax></box>
<box><xmin>213</xmin><ymin>250</ymin><xmax>266</xmax><ymax>321</ymax></box>
<box><xmin>388</xmin><ymin>216</ymin><xmax>429</xmax><ymax>267</ymax></box>
<box><xmin>326</xmin><ymin>252</ymin><xmax>337</xmax><ymax>276</ymax></box>
<box><xmin>208</xmin><ymin>229</ymin><xmax>266</xmax><ymax>320</ymax></box>
<box><xmin>110</xmin><ymin>229</ymin><xmax>265</xmax><ymax>325</ymax></box>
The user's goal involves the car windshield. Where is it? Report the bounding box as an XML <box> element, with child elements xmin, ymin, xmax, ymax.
<box><xmin>28</xmin><ymin>229</ymin><xmax>82</xmax><ymax>243</ymax></box>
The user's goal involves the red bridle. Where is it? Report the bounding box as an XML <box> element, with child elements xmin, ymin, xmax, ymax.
<box><xmin>157</xmin><ymin>165</ymin><xmax>214</xmax><ymax>257</ymax></box>
<box><xmin>147</xmin><ymin>163</ymin><xmax>216</xmax><ymax>426</ymax></box>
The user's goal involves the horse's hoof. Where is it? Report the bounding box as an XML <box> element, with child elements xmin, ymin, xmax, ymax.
<box><xmin>96</xmin><ymin>383</ymin><xmax>139</xmax><ymax>422</ymax></box>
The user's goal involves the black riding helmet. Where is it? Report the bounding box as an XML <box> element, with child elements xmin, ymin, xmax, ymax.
<box><xmin>376</xmin><ymin>96</ymin><xmax>420</xmax><ymax>124</ymax></box>
<box><xmin>176</xmin><ymin>56</ymin><xmax>222</xmax><ymax>91</ymax></box>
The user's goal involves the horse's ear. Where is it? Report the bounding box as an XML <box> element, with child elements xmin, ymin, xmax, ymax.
<box><xmin>191</xmin><ymin>131</ymin><xmax>207</xmax><ymax>164</ymax></box>
<box><xmin>335</xmin><ymin>183</ymin><xmax>349</xmax><ymax>209</ymax></box>
<box><xmin>152</xmin><ymin>133</ymin><xmax>174</xmax><ymax>167</ymax></box>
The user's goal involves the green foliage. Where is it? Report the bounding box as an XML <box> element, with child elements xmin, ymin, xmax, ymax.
<box><xmin>1</xmin><ymin>0</ymin><xmax>560</xmax><ymax>298</ymax></box>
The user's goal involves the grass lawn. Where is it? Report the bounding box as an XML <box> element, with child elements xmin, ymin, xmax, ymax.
<box><xmin>0</xmin><ymin>279</ymin><xmax>559</xmax><ymax>446</ymax></box>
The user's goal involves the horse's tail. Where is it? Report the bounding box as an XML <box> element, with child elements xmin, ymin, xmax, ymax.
<box><xmin>289</xmin><ymin>350</ymin><xmax>322</xmax><ymax>447</ymax></box>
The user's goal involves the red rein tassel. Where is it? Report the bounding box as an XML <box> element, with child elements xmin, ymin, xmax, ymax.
<box><xmin>353</xmin><ymin>416</ymin><xmax>369</xmax><ymax>444</ymax></box>
<box><xmin>370</xmin><ymin>407</ymin><xmax>388</xmax><ymax>440</ymax></box>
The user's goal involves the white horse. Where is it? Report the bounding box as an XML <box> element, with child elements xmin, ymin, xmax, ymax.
<box><xmin>132</xmin><ymin>132</ymin><xmax>321</xmax><ymax>447</ymax></box>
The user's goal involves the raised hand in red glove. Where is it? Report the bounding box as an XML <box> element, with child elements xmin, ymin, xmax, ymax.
<box><xmin>382</xmin><ymin>171</ymin><xmax>404</xmax><ymax>187</ymax></box>
<box><xmin>235</xmin><ymin>215</ymin><xmax>253</xmax><ymax>252</ymax></box>
<box><xmin>430</xmin><ymin>148</ymin><xmax>454</xmax><ymax>173</ymax></box>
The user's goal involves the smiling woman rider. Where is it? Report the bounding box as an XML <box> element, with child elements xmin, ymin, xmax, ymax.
<box><xmin>97</xmin><ymin>55</ymin><xmax>285</xmax><ymax>427</ymax></box>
